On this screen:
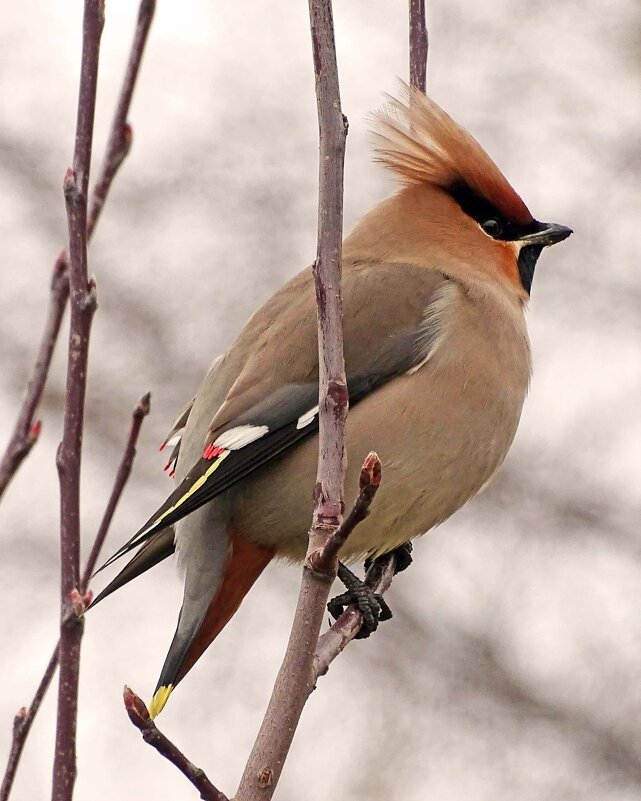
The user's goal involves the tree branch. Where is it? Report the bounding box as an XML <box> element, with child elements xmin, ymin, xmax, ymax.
<box><xmin>307</xmin><ymin>452</ymin><xmax>381</xmax><ymax>571</ymax></box>
<box><xmin>124</xmin><ymin>688</ymin><xmax>228</xmax><ymax>801</ymax></box>
<box><xmin>80</xmin><ymin>391</ymin><xmax>151</xmax><ymax>591</ymax></box>
<box><xmin>0</xmin><ymin>257</ymin><xmax>69</xmax><ymax>499</ymax></box>
<box><xmin>0</xmin><ymin>648</ymin><xmax>58</xmax><ymax>801</ymax></box>
<box><xmin>235</xmin><ymin>4</ymin><xmax>348</xmax><ymax>798</ymax></box>
<box><xmin>86</xmin><ymin>0</ymin><xmax>155</xmax><ymax>237</ymax></box>
<box><xmin>0</xmin><ymin>0</ymin><xmax>155</xmax><ymax>502</ymax></box>
<box><xmin>52</xmin><ymin>3</ymin><xmax>104</xmax><ymax>798</ymax></box>
<box><xmin>1</xmin><ymin>394</ymin><xmax>150</xmax><ymax>801</ymax></box>
<box><xmin>409</xmin><ymin>0</ymin><xmax>428</xmax><ymax>93</ymax></box>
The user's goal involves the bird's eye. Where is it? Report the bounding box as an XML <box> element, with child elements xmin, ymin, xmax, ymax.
<box><xmin>481</xmin><ymin>218</ymin><xmax>503</xmax><ymax>238</ymax></box>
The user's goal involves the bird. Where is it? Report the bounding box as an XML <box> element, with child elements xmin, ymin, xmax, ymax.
<box><xmin>93</xmin><ymin>84</ymin><xmax>572</xmax><ymax>718</ymax></box>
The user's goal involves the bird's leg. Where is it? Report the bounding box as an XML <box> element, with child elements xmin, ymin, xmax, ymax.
<box><xmin>327</xmin><ymin>562</ymin><xmax>393</xmax><ymax>639</ymax></box>
<box><xmin>364</xmin><ymin>540</ymin><xmax>413</xmax><ymax>576</ymax></box>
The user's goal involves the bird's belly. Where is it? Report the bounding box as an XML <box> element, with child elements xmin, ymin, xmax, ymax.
<box><xmin>230</xmin><ymin>357</ymin><xmax>526</xmax><ymax>563</ymax></box>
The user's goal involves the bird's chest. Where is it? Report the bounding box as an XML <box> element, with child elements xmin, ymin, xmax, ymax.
<box><xmin>340</xmin><ymin>290</ymin><xmax>531</xmax><ymax>558</ymax></box>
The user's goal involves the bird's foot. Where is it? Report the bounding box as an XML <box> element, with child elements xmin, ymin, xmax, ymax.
<box><xmin>328</xmin><ymin>563</ymin><xmax>393</xmax><ymax>639</ymax></box>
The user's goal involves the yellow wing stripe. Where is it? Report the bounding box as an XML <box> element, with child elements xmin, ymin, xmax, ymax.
<box><xmin>146</xmin><ymin>450</ymin><xmax>230</xmax><ymax>533</ymax></box>
<box><xmin>149</xmin><ymin>684</ymin><xmax>173</xmax><ymax>719</ymax></box>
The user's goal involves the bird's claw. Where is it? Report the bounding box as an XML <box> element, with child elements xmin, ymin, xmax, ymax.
<box><xmin>328</xmin><ymin>564</ymin><xmax>393</xmax><ymax>639</ymax></box>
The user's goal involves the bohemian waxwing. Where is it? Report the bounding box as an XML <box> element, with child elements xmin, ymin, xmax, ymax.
<box><xmin>94</xmin><ymin>85</ymin><xmax>572</xmax><ymax>717</ymax></box>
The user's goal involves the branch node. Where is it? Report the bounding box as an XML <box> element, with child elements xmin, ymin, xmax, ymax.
<box><xmin>63</xmin><ymin>168</ymin><xmax>82</xmax><ymax>205</ymax></box>
<box><xmin>69</xmin><ymin>589</ymin><xmax>91</xmax><ymax>618</ymax></box>
<box><xmin>81</xmin><ymin>276</ymin><xmax>98</xmax><ymax>311</ymax></box>
<box><xmin>27</xmin><ymin>421</ymin><xmax>42</xmax><ymax>445</ymax></box>
<box><xmin>257</xmin><ymin>768</ymin><xmax>274</xmax><ymax>789</ymax></box>
<box><xmin>305</xmin><ymin>550</ymin><xmax>337</xmax><ymax>576</ymax></box>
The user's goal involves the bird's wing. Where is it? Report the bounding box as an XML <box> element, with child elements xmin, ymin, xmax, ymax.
<box><xmin>158</xmin><ymin>396</ymin><xmax>195</xmax><ymax>477</ymax></box>
<box><xmin>95</xmin><ymin>261</ymin><xmax>448</xmax><ymax>574</ymax></box>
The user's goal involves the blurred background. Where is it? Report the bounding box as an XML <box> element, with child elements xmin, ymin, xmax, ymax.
<box><xmin>1</xmin><ymin>1</ymin><xmax>640</xmax><ymax>799</ymax></box>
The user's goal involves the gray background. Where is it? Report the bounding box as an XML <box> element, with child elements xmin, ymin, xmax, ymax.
<box><xmin>1</xmin><ymin>1</ymin><xmax>640</xmax><ymax>799</ymax></box>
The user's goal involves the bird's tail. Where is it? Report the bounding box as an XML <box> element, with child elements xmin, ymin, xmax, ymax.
<box><xmin>149</xmin><ymin>531</ymin><xmax>274</xmax><ymax>718</ymax></box>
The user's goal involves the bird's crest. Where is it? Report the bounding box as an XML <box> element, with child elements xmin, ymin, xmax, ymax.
<box><xmin>372</xmin><ymin>83</ymin><xmax>533</xmax><ymax>226</ymax></box>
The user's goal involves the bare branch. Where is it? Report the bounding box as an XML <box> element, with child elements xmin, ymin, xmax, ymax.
<box><xmin>0</xmin><ymin>257</ymin><xmax>69</xmax><ymax>499</ymax></box>
<box><xmin>1</xmin><ymin>394</ymin><xmax>150</xmax><ymax>801</ymax></box>
<box><xmin>307</xmin><ymin>452</ymin><xmax>381</xmax><ymax>571</ymax></box>
<box><xmin>235</xmin><ymin>2</ymin><xmax>348</xmax><ymax>798</ymax></box>
<box><xmin>0</xmin><ymin>0</ymin><xmax>155</xmax><ymax>501</ymax></box>
<box><xmin>0</xmin><ymin>647</ymin><xmax>58</xmax><ymax>801</ymax></box>
<box><xmin>52</xmin><ymin>2</ymin><xmax>104</xmax><ymax>797</ymax></box>
<box><xmin>80</xmin><ymin>391</ymin><xmax>151</xmax><ymax>591</ymax></box>
<box><xmin>87</xmin><ymin>0</ymin><xmax>155</xmax><ymax>236</ymax></box>
<box><xmin>123</xmin><ymin>689</ymin><xmax>228</xmax><ymax>801</ymax></box>
<box><xmin>409</xmin><ymin>0</ymin><xmax>428</xmax><ymax>93</ymax></box>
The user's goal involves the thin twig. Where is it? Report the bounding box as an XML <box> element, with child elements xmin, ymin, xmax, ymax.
<box><xmin>0</xmin><ymin>394</ymin><xmax>150</xmax><ymax>801</ymax></box>
<box><xmin>235</xmin><ymin>2</ymin><xmax>348</xmax><ymax>799</ymax></box>
<box><xmin>123</xmin><ymin>688</ymin><xmax>228</xmax><ymax>801</ymax></box>
<box><xmin>87</xmin><ymin>0</ymin><xmax>156</xmax><ymax>237</ymax></box>
<box><xmin>80</xmin><ymin>391</ymin><xmax>151</xmax><ymax>591</ymax></box>
<box><xmin>0</xmin><ymin>0</ymin><xmax>155</xmax><ymax>502</ymax></box>
<box><xmin>0</xmin><ymin>256</ymin><xmax>69</xmax><ymax>499</ymax></box>
<box><xmin>0</xmin><ymin>647</ymin><xmax>59</xmax><ymax>801</ymax></box>
<box><xmin>409</xmin><ymin>0</ymin><xmax>428</xmax><ymax>93</ymax></box>
<box><xmin>52</xmin><ymin>2</ymin><xmax>104</xmax><ymax>797</ymax></box>
<box><xmin>307</xmin><ymin>452</ymin><xmax>381</xmax><ymax>571</ymax></box>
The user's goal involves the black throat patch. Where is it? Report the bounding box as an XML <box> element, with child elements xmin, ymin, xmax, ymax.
<box><xmin>517</xmin><ymin>245</ymin><xmax>544</xmax><ymax>295</ymax></box>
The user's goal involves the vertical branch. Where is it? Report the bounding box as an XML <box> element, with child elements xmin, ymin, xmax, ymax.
<box><xmin>0</xmin><ymin>0</ymin><xmax>154</xmax><ymax>503</ymax></box>
<box><xmin>235</xmin><ymin>1</ymin><xmax>348</xmax><ymax>799</ymax></box>
<box><xmin>52</xmin><ymin>2</ymin><xmax>104</xmax><ymax>799</ymax></box>
<box><xmin>409</xmin><ymin>0</ymin><xmax>428</xmax><ymax>93</ymax></box>
<box><xmin>1</xmin><ymin>2</ymin><xmax>155</xmax><ymax>795</ymax></box>
<box><xmin>308</xmin><ymin>0</ymin><xmax>350</xmax><ymax>552</ymax></box>
<box><xmin>1</xmin><ymin>394</ymin><xmax>150</xmax><ymax>801</ymax></box>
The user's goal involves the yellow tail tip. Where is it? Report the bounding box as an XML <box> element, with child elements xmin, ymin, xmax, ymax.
<box><xmin>148</xmin><ymin>685</ymin><xmax>173</xmax><ymax>719</ymax></box>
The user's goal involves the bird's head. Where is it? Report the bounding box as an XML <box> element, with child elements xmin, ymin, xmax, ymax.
<box><xmin>345</xmin><ymin>84</ymin><xmax>571</xmax><ymax>299</ymax></box>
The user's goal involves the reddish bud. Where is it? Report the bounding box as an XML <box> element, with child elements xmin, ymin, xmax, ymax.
<box><xmin>123</xmin><ymin>686</ymin><xmax>150</xmax><ymax>724</ymax></box>
<box><xmin>136</xmin><ymin>392</ymin><xmax>151</xmax><ymax>417</ymax></box>
<box><xmin>27</xmin><ymin>420</ymin><xmax>42</xmax><ymax>443</ymax></box>
<box><xmin>63</xmin><ymin>168</ymin><xmax>76</xmax><ymax>194</ymax></box>
<box><xmin>69</xmin><ymin>588</ymin><xmax>87</xmax><ymax>616</ymax></box>
<box><xmin>359</xmin><ymin>452</ymin><xmax>381</xmax><ymax>491</ymax></box>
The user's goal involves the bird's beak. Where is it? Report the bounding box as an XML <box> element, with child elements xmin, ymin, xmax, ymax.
<box><xmin>519</xmin><ymin>222</ymin><xmax>573</xmax><ymax>247</ymax></box>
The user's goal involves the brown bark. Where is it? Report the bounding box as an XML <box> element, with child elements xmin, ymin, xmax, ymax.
<box><xmin>0</xmin><ymin>0</ymin><xmax>156</xmax><ymax>503</ymax></box>
<box><xmin>52</xmin><ymin>3</ymin><xmax>104</xmax><ymax>797</ymax></box>
<box><xmin>234</xmin><ymin>1</ymin><xmax>348</xmax><ymax>798</ymax></box>
<box><xmin>409</xmin><ymin>0</ymin><xmax>428</xmax><ymax>93</ymax></box>
<box><xmin>124</xmin><ymin>688</ymin><xmax>228</xmax><ymax>801</ymax></box>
